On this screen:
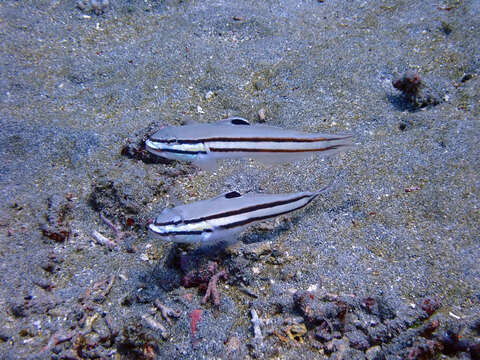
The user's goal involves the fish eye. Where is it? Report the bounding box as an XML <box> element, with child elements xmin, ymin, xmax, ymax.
<box><xmin>225</xmin><ymin>191</ymin><xmax>242</xmax><ymax>199</ymax></box>
<box><xmin>229</xmin><ymin>117</ymin><xmax>250</xmax><ymax>125</ymax></box>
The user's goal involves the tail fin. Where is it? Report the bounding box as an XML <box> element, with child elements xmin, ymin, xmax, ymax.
<box><xmin>314</xmin><ymin>169</ymin><xmax>347</xmax><ymax>197</ymax></box>
<box><xmin>314</xmin><ymin>180</ymin><xmax>335</xmax><ymax>197</ymax></box>
<box><xmin>318</xmin><ymin>133</ymin><xmax>355</xmax><ymax>158</ymax></box>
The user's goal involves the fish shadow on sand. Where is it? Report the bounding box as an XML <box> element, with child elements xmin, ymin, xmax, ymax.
<box><xmin>240</xmin><ymin>215</ymin><xmax>300</xmax><ymax>244</ymax></box>
<box><xmin>387</xmin><ymin>94</ymin><xmax>420</xmax><ymax>112</ymax></box>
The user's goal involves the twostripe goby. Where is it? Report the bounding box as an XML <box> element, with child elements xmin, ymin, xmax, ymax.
<box><xmin>149</xmin><ymin>186</ymin><xmax>330</xmax><ymax>244</ymax></box>
<box><xmin>145</xmin><ymin>117</ymin><xmax>353</xmax><ymax>170</ymax></box>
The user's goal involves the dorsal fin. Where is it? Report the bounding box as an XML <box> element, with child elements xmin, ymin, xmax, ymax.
<box><xmin>224</xmin><ymin>191</ymin><xmax>242</xmax><ymax>199</ymax></box>
<box><xmin>218</xmin><ymin>117</ymin><xmax>250</xmax><ymax>126</ymax></box>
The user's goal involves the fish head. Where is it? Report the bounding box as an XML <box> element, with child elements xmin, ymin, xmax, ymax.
<box><xmin>149</xmin><ymin>206</ymin><xmax>212</xmax><ymax>243</ymax></box>
<box><xmin>145</xmin><ymin>125</ymin><xmax>207</xmax><ymax>162</ymax></box>
<box><xmin>148</xmin><ymin>207</ymin><xmax>183</xmax><ymax>240</ymax></box>
<box><xmin>145</xmin><ymin>127</ymin><xmax>179</xmax><ymax>160</ymax></box>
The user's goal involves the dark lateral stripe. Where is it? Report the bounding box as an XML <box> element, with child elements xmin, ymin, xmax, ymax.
<box><xmin>209</xmin><ymin>145</ymin><xmax>343</xmax><ymax>153</ymax></box>
<box><xmin>182</xmin><ymin>194</ymin><xmax>312</xmax><ymax>225</ymax></box>
<box><xmin>151</xmin><ymin>148</ymin><xmax>207</xmax><ymax>155</ymax></box>
<box><xmin>220</xmin><ymin>195</ymin><xmax>318</xmax><ymax>229</ymax></box>
<box><xmin>151</xmin><ymin>136</ymin><xmax>351</xmax><ymax>145</ymax></box>
<box><xmin>155</xmin><ymin>229</ymin><xmax>213</xmax><ymax>236</ymax></box>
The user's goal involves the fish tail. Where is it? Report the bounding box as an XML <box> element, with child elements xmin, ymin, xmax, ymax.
<box><xmin>313</xmin><ymin>133</ymin><xmax>354</xmax><ymax>158</ymax></box>
<box><xmin>245</xmin><ymin>133</ymin><xmax>354</xmax><ymax>165</ymax></box>
<box><xmin>314</xmin><ymin>180</ymin><xmax>335</xmax><ymax>197</ymax></box>
<box><xmin>313</xmin><ymin>166</ymin><xmax>350</xmax><ymax>197</ymax></box>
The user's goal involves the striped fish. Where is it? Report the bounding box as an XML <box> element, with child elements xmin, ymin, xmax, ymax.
<box><xmin>149</xmin><ymin>186</ymin><xmax>329</xmax><ymax>244</ymax></box>
<box><xmin>145</xmin><ymin>117</ymin><xmax>352</xmax><ymax>170</ymax></box>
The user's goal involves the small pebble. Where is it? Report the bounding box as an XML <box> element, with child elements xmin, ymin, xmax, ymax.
<box><xmin>258</xmin><ymin>108</ymin><xmax>266</xmax><ymax>122</ymax></box>
<box><xmin>243</xmin><ymin>241</ymin><xmax>272</xmax><ymax>259</ymax></box>
<box><xmin>365</xmin><ymin>345</ymin><xmax>382</xmax><ymax>360</ymax></box>
<box><xmin>205</xmin><ymin>91</ymin><xmax>214</xmax><ymax>100</ymax></box>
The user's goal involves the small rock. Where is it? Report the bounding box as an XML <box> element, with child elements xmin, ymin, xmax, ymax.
<box><xmin>41</xmin><ymin>194</ymin><xmax>72</xmax><ymax>243</ymax></box>
<box><xmin>224</xmin><ymin>242</ymin><xmax>243</xmax><ymax>256</ymax></box>
<box><xmin>243</xmin><ymin>241</ymin><xmax>272</xmax><ymax>259</ymax></box>
<box><xmin>367</xmin><ymin>323</ymin><xmax>388</xmax><ymax>344</ymax></box>
<box><xmin>393</xmin><ymin>71</ymin><xmax>422</xmax><ymax>97</ymax></box>
<box><xmin>10</xmin><ymin>301</ymin><xmax>27</xmax><ymax>318</ymax></box>
<box><xmin>205</xmin><ymin>91</ymin><xmax>215</xmax><ymax>100</ymax></box>
<box><xmin>346</xmin><ymin>330</ymin><xmax>370</xmax><ymax>351</ymax></box>
<box><xmin>392</xmin><ymin>71</ymin><xmax>441</xmax><ymax>109</ymax></box>
<box><xmin>77</xmin><ymin>0</ymin><xmax>109</xmax><ymax>15</ymax></box>
<box><xmin>315</xmin><ymin>320</ymin><xmax>333</xmax><ymax>342</ymax></box>
<box><xmin>420</xmin><ymin>297</ymin><xmax>441</xmax><ymax>316</ymax></box>
<box><xmin>0</xmin><ymin>330</ymin><xmax>10</xmax><ymax>342</ymax></box>
<box><xmin>253</xmin><ymin>80</ymin><xmax>265</xmax><ymax>91</ymax></box>
<box><xmin>224</xmin><ymin>335</ymin><xmax>241</xmax><ymax>357</ymax></box>
<box><xmin>258</xmin><ymin>108</ymin><xmax>266</xmax><ymax>122</ymax></box>
<box><xmin>92</xmin><ymin>317</ymin><xmax>111</xmax><ymax>343</ymax></box>
<box><xmin>338</xmin><ymin>348</ymin><xmax>367</xmax><ymax>360</ymax></box>
<box><xmin>460</xmin><ymin>73</ymin><xmax>473</xmax><ymax>83</ymax></box>
<box><xmin>326</xmin><ymin>337</ymin><xmax>348</xmax><ymax>354</ymax></box>
<box><xmin>40</xmin><ymin>260</ymin><xmax>56</xmax><ymax>273</ymax></box>
<box><xmin>293</xmin><ymin>290</ymin><xmax>346</xmax><ymax>326</ymax></box>
<box><xmin>365</xmin><ymin>345</ymin><xmax>382</xmax><ymax>360</ymax></box>
<box><xmin>441</xmin><ymin>21</ymin><xmax>453</xmax><ymax>35</ymax></box>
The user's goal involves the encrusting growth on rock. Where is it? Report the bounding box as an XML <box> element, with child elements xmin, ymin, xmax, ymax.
<box><xmin>392</xmin><ymin>71</ymin><xmax>441</xmax><ymax>109</ymax></box>
<box><xmin>201</xmin><ymin>268</ymin><xmax>227</xmax><ymax>306</ymax></box>
<box><xmin>154</xmin><ymin>300</ymin><xmax>181</xmax><ymax>326</ymax></box>
<box><xmin>393</xmin><ymin>71</ymin><xmax>423</xmax><ymax>99</ymax></box>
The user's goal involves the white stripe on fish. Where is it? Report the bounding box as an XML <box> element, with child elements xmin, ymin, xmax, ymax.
<box><xmin>145</xmin><ymin>117</ymin><xmax>353</xmax><ymax>170</ymax></box>
<box><xmin>149</xmin><ymin>186</ymin><xmax>330</xmax><ymax>244</ymax></box>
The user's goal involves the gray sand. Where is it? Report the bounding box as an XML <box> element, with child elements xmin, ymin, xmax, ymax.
<box><xmin>0</xmin><ymin>0</ymin><xmax>479</xmax><ymax>358</ymax></box>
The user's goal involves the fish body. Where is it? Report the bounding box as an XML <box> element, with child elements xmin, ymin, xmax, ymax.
<box><xmin>149</xmin><ymin>186</ymin><xmax>329</xmax><ymax>244</ymax></box>
<box><xmin>145</xmin><ymin>117</ymin><xmax>352</xmax><ymax>170</ymax></box>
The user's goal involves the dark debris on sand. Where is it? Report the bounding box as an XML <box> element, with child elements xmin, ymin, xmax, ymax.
<box><xmin>392</xmin><ymin>71</ymin><xmax>442</xmax><ymax>110</ymax></box>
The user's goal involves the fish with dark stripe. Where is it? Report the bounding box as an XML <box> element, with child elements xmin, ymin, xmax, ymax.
<box><xmin>149</xmin><ymin>186</ymin><xmax>329</xmax><ymax>243</ymax></box>
<box><xmin>145</xmin><ymin>117</ymin><xmax>353</xmax><ymax>170</ymax></box>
